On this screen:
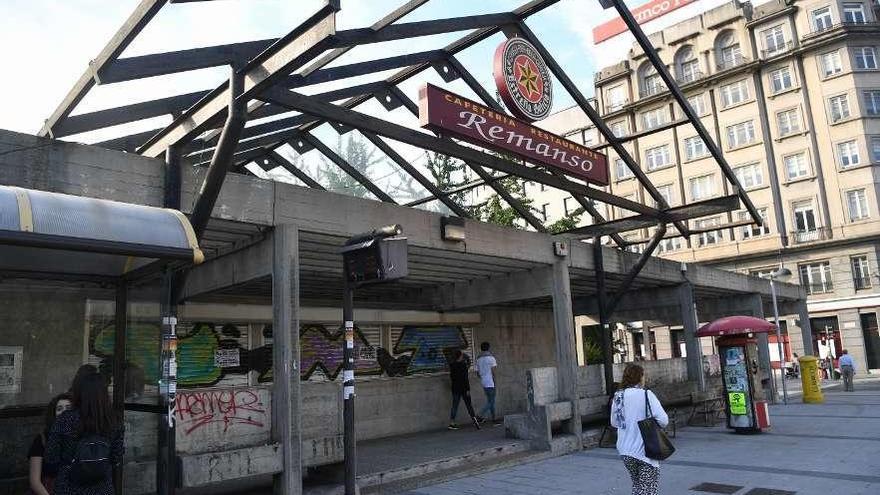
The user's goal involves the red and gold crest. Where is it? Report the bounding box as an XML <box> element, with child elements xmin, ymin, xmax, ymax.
<box><xmin>493</xmin><ymin>38</ymin><xmax>553</xmax><ymax>122</ymax></box>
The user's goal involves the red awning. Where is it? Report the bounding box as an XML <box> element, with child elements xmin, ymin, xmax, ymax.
<box><xmin>696</xmin><ymin>316</ymin><xmax>776</xmax><ymax>338</ymax></box>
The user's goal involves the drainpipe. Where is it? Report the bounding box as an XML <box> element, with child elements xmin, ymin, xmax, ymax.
<box><xmin>190</xmin><ymin>66</ymin><xmax>248</xmax><ymax>239</ymax></box>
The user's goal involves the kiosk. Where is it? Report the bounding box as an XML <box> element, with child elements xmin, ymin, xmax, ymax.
<box><xmin>697</xmin><ymin>316</ymin><xmax>775</xmax><ymax>433</ymax></box>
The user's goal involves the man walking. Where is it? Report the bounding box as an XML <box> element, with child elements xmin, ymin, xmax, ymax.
<box><xmin>839</xmin><ymin>349</ymin><xmax>856</xmax><ymax>392</ymax></box>
<box><xmin>448</xmin><ymin>349</ymin><xmax>480</xmax><ymax>430</ymax></box>
<box><xmin>476</xmin><ymin>342</ymin><xmax>500</xmax><ymax>425</ymax></box>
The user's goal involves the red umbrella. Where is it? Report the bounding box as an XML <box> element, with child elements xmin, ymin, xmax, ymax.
<box><xmin>696</xmin><ymin>316</ymin><xmax>776</xmax><ymax>338</ymax></box>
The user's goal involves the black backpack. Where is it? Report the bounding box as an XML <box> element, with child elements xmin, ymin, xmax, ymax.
<box><xmin>70</xmin><ymin>433</ymin><xmax>111</xmax><ymax>485</ymax></box>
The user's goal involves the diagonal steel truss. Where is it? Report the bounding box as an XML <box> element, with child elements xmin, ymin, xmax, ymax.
<box><xmin>41</xmin><ymin>0</ymin><xmax>762</xmax><ymax>245</ymax></box>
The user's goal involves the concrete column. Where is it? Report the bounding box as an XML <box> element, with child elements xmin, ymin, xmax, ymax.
<box><xmin>551</xmin><ymin>254</ymin><xmax>582</xmax><ymax>438</ymax></box>
<box><xmin>272</xmin><ymin>225</ymin><xmax>301</xmax><ymax>495</ymax></box>
<box><xmin>644</xmin><ymin>327</ymin><xmax>656</xmax><ymax>360</ymax></box>
<box><xmin>796</xmin><ymin>300</ymin><xmax>814</xmax><ymax>356</ymax></box>
<box><xmin>746</xmin><ymin>294</ymin><xmax>774</xmax><ymax>402</ymax></box>
<box><xmin>678</xmin><ymin>283</ymin><xmax>704</xmax><ymax>391</ymax></box>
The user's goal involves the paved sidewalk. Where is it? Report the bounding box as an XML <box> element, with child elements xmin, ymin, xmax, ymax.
<box><xmin>404</xmin><ymin>378</ymin><xmax>880</xmax><ymax>495</ymax></box>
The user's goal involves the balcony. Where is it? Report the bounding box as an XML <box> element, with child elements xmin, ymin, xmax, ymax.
<box><xmin>716</xmin><ymin>55</ymin><xmax>750</xmax><ymax>72</ymax></box>
<box><xmin>804</xmin><ymin>281</ymin><xmax>834</xmax><ymax>295</ymax></box>
<box><xmin>854</xmin><ymin>276</ymin><xmax>873</xmax><ymax>290</ymax></box>
<box><xmin>803</xmin><ymin>21</ymin><xmax>880</xmax><ymax>40</ymax></box>
<box><xmin>676</xmin><ymin>70</ymin><xmax>704</xmax><ymax>85</ymax></box>
<box><xmin>605</xmin><ymin>99</ymin><xmax>630</xmax><ymax>113</ymax></box>
<box><xmin>790</xmin><ymin>226</ymin><xmax>831</xmax><ymax>244</ymax></box>
<box><xmin>639</xmin><ymin>85</ymin><xmax>666</xmax><ymax>99</ymax></box>
<box><xmin>761</xmin><ymin>41</ymin><xmax>798</xmax><ymax>59</ymax></box>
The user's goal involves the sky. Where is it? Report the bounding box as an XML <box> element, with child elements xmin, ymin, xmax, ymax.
<box><xmin>0</xmin><ymin>0</ymin><xmax>750</xmax><ymax>203</ymax></box>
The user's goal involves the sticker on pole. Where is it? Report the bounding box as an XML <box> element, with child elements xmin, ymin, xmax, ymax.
<box><xmin>728</xmin><ymin>392</ymin><xmax>747</xmax><ymax>415</ymax></box>
<box><xmin>494</xmin><ymin>37</ymin><xmax>553</xmax><ymax>122</ymax></box>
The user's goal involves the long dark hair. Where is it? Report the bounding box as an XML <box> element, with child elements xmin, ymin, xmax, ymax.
<box><xmin>70</xmin><ymin>364</ymin><xmax>98</xmax><ymax>394</ymax></box>
<box><xmin>73</xmin><ymin>372</ymin><xmax>115</xmax><ymax>435</ymax></box>
<box><xmin>619</xmin><ymin>364</ymin><xmax>645</xmax><ymax>389</ymax></box>
<box><xmin>45</xmin><ymin>392</ymin><xmax>73</xmax><ymax>432</ymax></box>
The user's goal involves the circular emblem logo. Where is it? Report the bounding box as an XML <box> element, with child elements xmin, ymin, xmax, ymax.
<box><xmin>493</xmin><ymin>38</ymin><xmax>553</xmax><ymax>122</ymax></box>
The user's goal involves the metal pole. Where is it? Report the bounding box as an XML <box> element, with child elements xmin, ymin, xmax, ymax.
<box><xmin>158</xmin><ymin>268</ymin><xmax>178</xmax><ymax>495</ymax></box>
<box><xmin>593</xmin><ymin>237</ymin><xmax>615</xmax><ymax>395</ymax></box>
<box><xmin>342</xmin><ymin>277</ymin><xmax>357</xmax><ymax>495</ymax></box>
<box><xmin>770</xmin><ymin>278</ymin><xmax>788</xmax><ymax>404</ymax></box>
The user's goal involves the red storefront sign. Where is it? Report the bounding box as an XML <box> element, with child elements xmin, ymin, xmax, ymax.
<box><xmin>418</xmin><ymin>84</ymin><xmax>608</xmax><ymax>185</ymax></box>
<box><xmin>593</xmin><ymin>0</ymin><xmax>698</xmax><ymax>44</ymax></box>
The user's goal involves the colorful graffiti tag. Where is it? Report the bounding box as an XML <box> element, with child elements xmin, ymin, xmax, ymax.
<box><xmin>392</xmin><ymin>326</ymin><xmax>469</xmax><ymax>374</ymax></box>
<box><xmin>175</xmin><ymin>388</ymin><xmax>267</xmax><ymax>435</ymax></box>
<box><xmin>300</xmin><ymin>324</ymin><xmax>382</xmax><ymax>380</ymax></box>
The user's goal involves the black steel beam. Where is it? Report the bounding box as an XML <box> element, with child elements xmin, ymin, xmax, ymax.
<box><xmin>404</xmin><ymin>174</ymin><xmax>511</xmax><ymax>207</ymax></box>
<box><xmin>329</xmin><ymin>13</ymin><xmax>519</xmax><ymax>47</ymax></box>
<box><xmin>362</xmin><ymin>132</ymin><xmax>472</xmax><ymax>218</ymax></box>
<box><xmin>261</xmin><ymin>87</ymin><xmax>660</xmax><ymax>217</ymax></box>
<box><xmin>267</xmin><ymin>151</ymin><xmax>326</xmax><ymax>190</ymax></box>
<box><xmin>605</xmin><ymin>224</ymin><xmax>667</xmax><ymax>318</ymax></box>
<box><xmin>284</xmin><ymin>50</ymin><xmax>448</xmax><ymax>88</ymax></box>
<box><xmin>299</xmin><ymin>132</ymin><xmax>397</xmax><ymax>204</ymax></box>
<box><xmin>39</xmin><ymin>0</ymin><xmax>167</xmax><ymax>137</ymax></box>
<box><xmin>608</xmin><ymin>0</ymin><xmax>761</xmax><ymax>225</ymax></box>
<box><xmin>591</xmin><ymin>118</ymin><xmax>690</xmax><ymax>152</ymax></box>
<box><xmin>95</xmin><ymin>129</ymin><xmax>166</xmax><ymax>152</ymax></box>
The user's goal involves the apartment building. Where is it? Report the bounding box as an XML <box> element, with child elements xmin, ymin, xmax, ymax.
<box><xmin>537</xmin><ymin>0</ymin><xmax>880</xmax><ymax>371</ymax></box>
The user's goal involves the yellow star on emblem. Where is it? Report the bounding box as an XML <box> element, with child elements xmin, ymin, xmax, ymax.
<box><xmin>517</xmin><ymin>62</ymin><xmax>539</xmax><ymax>98</ymax></box>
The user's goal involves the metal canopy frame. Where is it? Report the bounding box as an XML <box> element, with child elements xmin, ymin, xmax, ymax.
<box><xmin>41</xmin><ymin>0</ymin><xmax>761</xmax><ymax>246</ymax></box>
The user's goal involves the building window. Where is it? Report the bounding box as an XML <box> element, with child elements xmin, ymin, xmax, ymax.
<box><xmin>656</xmin><ymin>234</ymin><xmax>682</xmax><ymax>254</ymax></box>
<box><xmin>762</xmin><ymin>25</ymin><xmax>786</xmax><ymax>55</ymax></box>
<box><xmin>872</xmin><ymin>137</ymin><xmax>880</xmax><ymax>162</ymax></box>
<box><xmin>812</xmin><ymin>6</ymin><xmax>834</xmax><ymax>32</ymax></box>
<box><xmin>563</xmin><ymin>197</ymin><xmax>574</xmax><ymax>216</ymax></box>
<box><xmin>851</xmin><ymin>255</ymin><xmax>872</xmax><ymax>290</ymax></box>
<box><xmin>784</xmin><ymin>152</ymin><xmax>810</xmax><ymax>180</ymax></box>
<box><xmin>617</xmin><ymin>194</ymin><xmax>637</xmax><ymax>219</ymax></box>
<box><xmin>639</xmin><ymin>62</ymin><xmax>664</xmax><ymax>97</ymax></box>
<box><xmin>854</xmin><ymin>47</ymin><xmax>878</xmax><ymax>69</ymax></box>
<box><xmin>654</xmin><ymin>184</ymin><xmax>674</xmax><ymax>208</ymax></box>
<box><xmin>846</xmin><ymin>188</ymin><xmax>870</xmax><ymax>221</ymax></box>
<box><xmin>720</xmin><ymin>80</ymin><xmax>750</xmax><ymax>108</ymax></box>
<box><xmin>738</xmin><ymin>208</ymin><xmax>770</xmax><ymax>239</ymax></box>
<box><xmin>687</xmin><ymin>94</ymin><xmax>706</xmax><ymax>115</ymax></box>
<box><xmin>734</xmin><ymin>163</ymin><xmax>764</xmax><ymax>189</ymax></box>
<box><xmin>821</xmin><ymin>50</ymin><xmax>843</xmax><ymax>77</ymax></box>
<box><xmin>684</xmin><ymin>136</ymin><xmax>707</xmax><ymax>160</ymax></box>
<box><xmin>799</xmin><ymin>261</ymin><xmax>833</xmax><ymax>294</ymax></box>
<box><xmin>726</xmin><ymin>120</ymin><xmax>757</xmax><ymax>148</ymax></box>
<box><xmin>776</xmin><ymin>109</ymin><xmax>801</xmax><ymax>136</ymax></box>
<box><xmin>690</xmin><ymin>174</ymin><xmax>715</xmax><ymax>201</ymax></box>
<box><xmin>641</xmin><ymin>108</ymin><xmax>667</xmax><ymax>130</ymax></box>
<box><xmin>675</xmin><ymin>46</ymin><xmax>700</xmax><ymax>83</ymax></box>
<box><xmin>837</xmin><ymin>140</ymin><xmax>861</xmax><ymax>168</ymax></box>
<box><xmin>615</xmin><ymin>158</ymin><xmax>634</xmax><ymax>180</ymax></box>
<box><xmin>540</xmin><ymin>203</ymin><xmax>550</xmax><ymax>222</ymax></box>
<box><xmin>610</xmin><ymin>121</ymin><xmax>628</xmax><ymax>138</ymax></box>
<box><xmin>694</xmin><ymin>217</ymin><xmax>723</xmax><ymax>246</ymax></box>
<box><xmin>792</xmin><ymin>200</ymin><xmax>819</xmax><ymax>237</ymax></box>
<box><xmin>750</xmin><ymin>267</ymin><xmax>778</xmax><ymax>279</ymax></box>
<box><xmin>716</xmin><ymin>31</ymin><xmax>743</xmax><ymax>70</ymax></box>
<box><xmin>770</xmin><ymin>66</ymin><xmax>794</xmax><ymax>93</ymax></box>
<box><xmin>843</xmin><ymin>3</ymin><xmax>867</xmax><ymax>24</ymax></box>
<box><xmin>606</xmin><ymin>85</ymin><xmax>626</xmax><ymax>112</ymax></box>
<box><xmin>645</xmin><ymin>145</ymin><xmax>671</xmax><ymax>171</ymax></box>
<box><xmin>829</xmin><ymin>94</ymin><xmax>851</xmax><ymax>122</ymax></box>
<box><xmin>864</xmin><ymin>90</ymin><xmax>880</xmax><ymax>115</ymax></box>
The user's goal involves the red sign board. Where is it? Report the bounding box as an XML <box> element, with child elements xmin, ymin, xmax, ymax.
<box><xmin>418</xmin><ymin>84</ymin><xmax>608</xmax><ymax>185</ymax></box>
<box><xmin>493</xmin><ymin>38</ymin><xmax>553</xmax><ymax>122</ymax></box>
<box><xmin>593</xmin><ymin>0</ymin><xmax>698</xmax><ymax>44</ymax></box>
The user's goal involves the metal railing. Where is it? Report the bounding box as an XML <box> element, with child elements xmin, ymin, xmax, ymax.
<box><xmin>854</xmin><ymin>276</ymin><xmax>873</xmax><ymax>290</ymax></box>
<box><xmin>716</xmin><ymin>55</ymin><xmax>750</xmax><ymax>72</ymax></box>
<box><xmin>804</xmin><ymin>281</ymin><xmax>834</xmax><ymax>295</ymax></box>
<box><xmin>676</xmin><ymin>70</ymin><xmax>704</xmax><ymax>84</ymax></box>
<box><xmin>790</xmin><ymin>226</ymin><xmax>831</xmax><ymax>244</ymax></box>
<box><xmin>805</xmin><ymin>20</ymin><xmax>880</xmax><ymax>37</ymax></box>
<box><xmin>761</xmin><ymin>41</ymin><xmax>798</xmax><ymax>59</ymax></box>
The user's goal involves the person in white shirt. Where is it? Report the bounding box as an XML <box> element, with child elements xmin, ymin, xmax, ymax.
<box><xmin>838</xmin><ymin>349</ymin><xmax>856</xmax><ymax>392</ymax></box>
<box><xmin>476</xmin><ymin>342</ymin><xmax>499</xmax><ymax>425</ymax></box>
<box><xmin>610</xmin><ymin>364</ymin><xmax>669</xmax><ymax>495</ymax></box>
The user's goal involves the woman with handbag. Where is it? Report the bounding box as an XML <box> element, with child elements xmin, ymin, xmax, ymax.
<box><xmin>610</xmin><ymin>364</ymin><xmax>670</xmax><ymax>495</ymax></box>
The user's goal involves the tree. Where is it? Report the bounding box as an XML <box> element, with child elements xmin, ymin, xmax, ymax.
<box><xmin>547</xmin><ymin>206</ymin><xmax>585</xmax><ymax>234</ymax></box>
<box><xmin>421</xmin><ymin>151</ymin><xmax>473</xmax><ymax>214</ymax></box>
<box><xmin>317</xmin><ymin>134</ymin><xmax>383</xmax><ymax>198</ymax></box>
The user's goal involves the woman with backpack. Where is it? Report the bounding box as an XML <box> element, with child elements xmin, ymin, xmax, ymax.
<box><xmin>45</xmin><ymin>372</ymin><xmax>123</xmax><ymax>495</ymax></box>
<box><xmin>28</xmin><ymin>393</ymin><xmax>73</xmax><ymax>495</ymax></box>
<box><xmin>610</xmin><ymin>364</ymin><xmax>669</xmax><ymax>495</ymax></box>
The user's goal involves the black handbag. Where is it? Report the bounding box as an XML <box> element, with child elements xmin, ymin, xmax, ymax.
<box><xmin>638</xmin><ymin>389</ymin><xmax>675</xmax><ymax>460</ymax></box>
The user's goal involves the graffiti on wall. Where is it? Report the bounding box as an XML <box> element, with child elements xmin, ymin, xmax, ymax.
<box><xmin>390</xmin><ymin>326</ymin><xmax>470</xmax><ymax>375</ymax></box>
<box><xmin>175</xmin><ymin>387</ymin><xmax>267</xmax><ymax>435</ymax></box>
<box><xmin>300</xmin><ymin>324</ymin><xmax>382</xmax><ymax>380</ymax></box>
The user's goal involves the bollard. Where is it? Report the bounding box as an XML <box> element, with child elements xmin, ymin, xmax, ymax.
<box><xmin>798</xmin><ymin>356</ymin><xmax>824</xmax><ymax>403</ymax></box>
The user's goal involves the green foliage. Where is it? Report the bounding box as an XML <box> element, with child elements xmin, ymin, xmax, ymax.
<box><xmin>547</xmin><ymin>207</ymin><xmax>585</xmax><ymax>234</ymax></box>
<box><xmin>583</xmin><ymin>339</ymin><xmax>604</xmax><ymax>365</ymax></box>
<box><xmin>317</xmin><ymin>134</ymin><xmax>382</xmax><ymax>197</ymax></box>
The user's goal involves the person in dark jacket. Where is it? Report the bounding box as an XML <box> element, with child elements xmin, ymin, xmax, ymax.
<box><xmin>448</xmin><ymin>349</ymin><xmax>480</xmax><ymax>430</ymax></box>
<box><xmin>46</xmin><ymin>372</ymin><xmax>123</xmax><ymax>495</ymax></box>
<box><xmin>28</xmin><ymin>392</ymin><xmax>72</xmax><ymax>495</ymax></box>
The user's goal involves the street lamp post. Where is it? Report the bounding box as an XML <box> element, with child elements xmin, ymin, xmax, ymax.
<box><xmin>766</xmin><ymin>267</ymin><xmax>792</xmax><ymax>405</ymax></box>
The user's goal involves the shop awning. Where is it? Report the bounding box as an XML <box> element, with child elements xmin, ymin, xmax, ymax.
<box><xmin>0</xmin><ymin>185</ymin><xmax>203</xmax><ymax>277</ymax></box>
<box><xmin>696</xmin><ymin>316</ymin><xmax>776</xmax><ymax>338</ymax></box>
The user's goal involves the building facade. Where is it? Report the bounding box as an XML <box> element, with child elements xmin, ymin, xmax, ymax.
<box><xmin>538</xmin><ymin>0</ymin><xmax>880</xmax><ymax>371</ymax></box>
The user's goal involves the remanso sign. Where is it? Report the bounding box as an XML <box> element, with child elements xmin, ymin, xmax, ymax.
<box><xmin>593</xmin><ymin>0</ymin><xmax>699</xmax><ymax>44</ymax></box>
